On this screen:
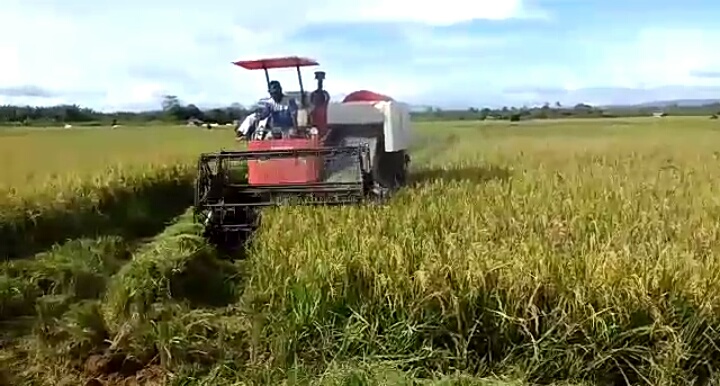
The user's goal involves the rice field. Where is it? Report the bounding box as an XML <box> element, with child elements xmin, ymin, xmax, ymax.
<box><xmin>2</xmin><ymin>117</ymin><xmax>720</xmax><ymax>385</ymax></box>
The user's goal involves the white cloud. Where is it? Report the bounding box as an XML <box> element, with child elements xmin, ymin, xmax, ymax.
<box><xmin>578</xmin><ymin>28</ymin><xmax>720</xmax><ymax>89</ymax></box>
<box><xmin>7</xmin><ymin>1</ymin><xmax>719</xmax><ymax>110</ymax></box>
<box><xmin>477</xmin><ymin>26</ymin><xmax>720</xmax><ymax>107</ymax></box>
<box><xmin>307</xmin><ymin>0</ymin><xmax>531</xmax><ymax>25</ymax></box>
<box><xmin>0</xmin><ymin>0</ymin><xmax>532</xmax><ymax>111</ymax></box>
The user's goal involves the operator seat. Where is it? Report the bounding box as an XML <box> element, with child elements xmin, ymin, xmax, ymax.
<box><xmin>264</xmin><ymin>110</ymin><xmax>301</xmax><ymax>140</ymax></box>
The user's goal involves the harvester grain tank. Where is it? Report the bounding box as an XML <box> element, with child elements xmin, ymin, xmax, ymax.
<box><xmin>194</xmin><ymin>56</ymin><xmax>412</xmax><ymax>248</ymax></box>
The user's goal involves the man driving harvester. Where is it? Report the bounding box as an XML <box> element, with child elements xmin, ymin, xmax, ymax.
<box><xmin>236</xmin><ymin>80</ymin><xmax>298</xmax><ymax>140</ymax></box>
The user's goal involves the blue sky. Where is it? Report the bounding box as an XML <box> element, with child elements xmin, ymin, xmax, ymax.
<box><xmin>1</xmin><ymin>0</ymin><xmax>720</xmax><ymax>111</ymax></box>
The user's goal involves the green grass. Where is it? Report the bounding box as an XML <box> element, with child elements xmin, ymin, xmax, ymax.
<box><xmin>3</xmin><ymin>116</ymin><xmax>720</xmax><ymax>385</ymax></box>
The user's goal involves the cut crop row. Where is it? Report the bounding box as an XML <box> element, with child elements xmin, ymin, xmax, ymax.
<box><xmin>0</xmin><ymin>163</ymin><xmax>199</xmax><ymax>259</ymax></box>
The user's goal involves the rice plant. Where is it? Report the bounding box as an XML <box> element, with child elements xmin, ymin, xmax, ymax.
<box><xmin>3</xmin><ymin>117</ymin><xmax>720</xmax><ymax>385</ymax></box>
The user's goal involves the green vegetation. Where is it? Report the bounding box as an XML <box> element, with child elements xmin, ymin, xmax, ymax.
<box><xmin>2</xmin><ymin>95</ymin><xmax>720</xmax><ymax>128</ymax></box>
<box><xmin>2</xmin><ymin>117</ymin><xmax>720</xmax><ymax>385</ymax></box>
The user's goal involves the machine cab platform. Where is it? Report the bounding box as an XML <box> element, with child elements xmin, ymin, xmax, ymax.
<box><xmin>231</xmin><ymin>56</ymin><xmax>333</xmax><ymax>186</ymax></box>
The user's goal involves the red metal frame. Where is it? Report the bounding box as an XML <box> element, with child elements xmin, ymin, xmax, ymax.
<box><xmin>232</xmin><ymin>56</ymin><xmax>319</xmax><ymax>106</ymax></box>
<box><xmin>231</xmin><ymin>56</ymin><xmax>319</xmax><ymax>70</ymax></box>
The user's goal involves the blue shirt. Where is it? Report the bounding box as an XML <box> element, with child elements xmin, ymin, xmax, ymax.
<box><xmin>255</xmin><ymin>96</ymin><xmax>298</xmax><ymax>130</ymax></box>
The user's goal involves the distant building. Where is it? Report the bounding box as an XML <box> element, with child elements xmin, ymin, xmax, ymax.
<box><xmin>187</xmin><ymin>117</ymin><xmax>204</xmax><ymax>126</ymax></box>
<box><xmin>653</xmin><ymin>112</ymin><xmax>667</xmax><ymax>118</ymax></box>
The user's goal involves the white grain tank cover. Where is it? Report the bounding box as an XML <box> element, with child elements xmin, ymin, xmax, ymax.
<box><xmin>373</xmin><ymin>101</ymin><xmax>411</xmax><ymax>152</ymax></box>
<box><xmin>326</xmin><ymin>100</ymin><xmax>412</xmax><ymax>152</ymax></box>
<box><xmin>327</xmin><ymin>102</ymin><xmax>384</xmax><ymax>125</ymax></box>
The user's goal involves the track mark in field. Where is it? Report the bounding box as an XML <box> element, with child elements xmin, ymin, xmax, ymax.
<box><xmin>0</xmin><ymin>236</ymin><xmax>132</xmax><ymax>321</ymax></box>
<box><xmin>0</xmin><ymin>209</ymin><xmax>243</xmax><ymax>385</ymax></box>
<box><xmin>104</xmin><ymin>208</ymin><xmax>241</xmax><ymax>322</ymax></box>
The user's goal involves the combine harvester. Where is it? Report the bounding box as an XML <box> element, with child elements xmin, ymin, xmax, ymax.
<box><xmin>194</xmin><ymin>56</ymin><xmax>412</xmax><ymax>249</ymax></box>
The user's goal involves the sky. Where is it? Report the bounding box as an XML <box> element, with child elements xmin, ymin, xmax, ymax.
<box><xmin>1</xmin><ymin>0</ymin><xmax>720</xmax><ymax>111</ymax></box>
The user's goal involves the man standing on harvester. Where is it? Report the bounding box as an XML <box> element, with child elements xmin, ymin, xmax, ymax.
<box><xmin>236</xmin><ymin>80</ymin><xmax>298</xmax><ymax>140</ymax></box>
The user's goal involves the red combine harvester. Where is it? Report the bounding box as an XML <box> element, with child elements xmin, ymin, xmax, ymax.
<box><xmin>194</xmin><ymin>56</ymin><xmax>412</xmax><ymax>249</ymax></box>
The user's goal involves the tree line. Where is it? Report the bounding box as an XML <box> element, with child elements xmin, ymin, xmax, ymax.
<box><xmin>1</xmin><ymin>95</ymin><xmax>719</xmax><ymax>127</ymax></box>
<box><xmin>419</xmin><ymin>102</ymin><xmax>720</xmax><ymax>122</ymax></box>
<box><xmin>0</xmin><ymin>95</ymin><xmax>252</xmax><ymax>127</ymax></box>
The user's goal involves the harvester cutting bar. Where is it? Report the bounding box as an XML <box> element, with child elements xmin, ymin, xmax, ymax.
<box><xmin>203</xmin><ymin>182</ymin><xmax>366</xmax><ymax>207</ymax></box>
<box><xmin>225</xmin><ymin>181</ymin><xmax>361</xmax><ymax>191</ymax></box>
<box><xmin>198</xmin><ymin>146</ymin><xmax>366</xmax><ymax>162</ymax></box>
<box><xmin>194</xmin><ymin>144</ymin><xmax>372</xmax><ymax>251</ymax></box>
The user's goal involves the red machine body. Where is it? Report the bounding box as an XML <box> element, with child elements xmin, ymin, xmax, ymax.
<box><xmin>342</xmin><ymin>90</ymin><xmax>394</xmax><ymax>103</ymax></box>
<box><xmin>231</xmin><ymin>56</ymin><xmax>391</xmax><ymax>186</ymax></box>
<box><xmin>310</xmin><ymin>88</ymin><xmax>329</xmax><ymax>139</ymax></box>
<box><xmin>246</xmin><ymin>138</ymin><xmax>322</xmax><ymax>185</ymax></box>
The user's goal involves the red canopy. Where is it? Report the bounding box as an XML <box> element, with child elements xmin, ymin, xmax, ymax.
<box><xmin>232</xmin><ymin>56</ymin><xmax>319</xmax><ymax>70</ymax></box>
<box><xmin>342</xmin><ymin>90</ymin><xmax>394</xmax><ymax>103</ymax></box>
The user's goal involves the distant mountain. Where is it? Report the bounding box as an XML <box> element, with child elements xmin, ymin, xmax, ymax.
<box><xmin>611</xmin><ymin>99</ymin><xmax>720</xmax><ymax>109</ymax></box>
